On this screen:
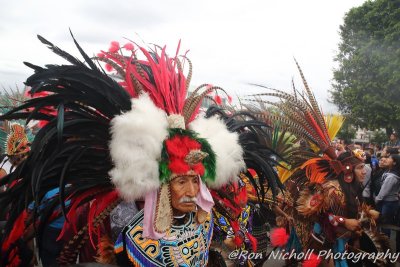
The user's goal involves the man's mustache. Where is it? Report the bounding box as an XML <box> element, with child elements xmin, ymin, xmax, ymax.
<box><xmin>179</xmin><ymin>196</ymin><xmax>197</xmax><ymax>204</ymax></box>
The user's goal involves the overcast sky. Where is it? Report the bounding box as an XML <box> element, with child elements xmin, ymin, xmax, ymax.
<box><xmin>0</xmin><ymin>0</ymin><xmax>366</xmax><ymax>113</ymax></box>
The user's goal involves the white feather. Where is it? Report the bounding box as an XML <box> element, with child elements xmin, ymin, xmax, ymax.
<box><xmin>189</xmin><ymin>116</ymin><xmax>245</xmax><ymax>189</ymax></box>
<box><xmin>109</xmin><ymin>94</ymin><xmax>168</xmax><ymax>201</ymax></box>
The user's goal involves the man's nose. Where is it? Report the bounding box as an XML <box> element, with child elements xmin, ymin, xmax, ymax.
<box><xmin>186</xmin><ymin>181</ymin><xmax>197</xmax><ymax>197</ymax></box>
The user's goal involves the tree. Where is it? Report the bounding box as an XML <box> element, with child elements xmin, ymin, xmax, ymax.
<box><xmin>330</xmin><ymin>0</ymin><xmax>400</xmax><ymax>134</ymax></box>
<box><xmin>336</xmin><ymin>118</ymin><xmax>357</xmax><ymax>144</ymax></box>
<box><xmin>370</xmin><ymin>129</ymin><xmax>387</xmax><ymax>147</ymax></box>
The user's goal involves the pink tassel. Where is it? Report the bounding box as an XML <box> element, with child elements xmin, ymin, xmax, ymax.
<box><xmin>214</xmin><ymin>95</ymin><xmax>222</xmax><ymax>105</ymax></box>
<box><xmin>97</xmin><ymin>53</ymin><xmax>105</xmax><ymax>58</ymax></box>
<box><xmin>108</xmin><ymin>41</ymin><xmax>120</xmax><ymax>53</ymax></box>
<box><xmin>228</xmin><ymin>95</ymin><xmax>233</xmax><ymax>103</ymax></box>
<box><xmin>303</xmin><ymin>253</ymin><xmax>321</xmax><ymax>267</ymax></box>
<box><xmin>270</xmin><ymin>227</ymin><xmax>289</xmax><ymax>247</ymax></box>
<box><xmin>105</xmin><ymin>63</ymin><xmax>113</xmax><ymax>72</ymax></box>
<box><xmin>123</xmin><ymin>43</ymin><xmax>134</xmax><ymax>51</ymax></box>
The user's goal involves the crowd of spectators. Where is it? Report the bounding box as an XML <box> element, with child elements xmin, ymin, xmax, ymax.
<box><xmin>335</xmin><ymin>133</ymin><xmax>400</xmax><ymax>251</ymax></box>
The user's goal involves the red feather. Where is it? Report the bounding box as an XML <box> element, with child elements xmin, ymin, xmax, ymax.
<box><xmin>270</xmin><ymin>227</ymin><xmax>289</xmax><ymax>247</ymax></box>
<box><xmin>166</xmin><ymin>135</ymin><xmax>205</xmax><ymax>175</ymax></box>
<box><xmin>87</xmin><ymin>190</ymin><xmax>119</xmax><ymax>248</ymax></box>
<box><xmin>7</xmin><ymin>249</ymin><xmax>21</xmax><ymax>267</ymax></box>
<box><xmin>303</xmin><ymin>253</ymin><xmax>321</xmax><ymax>267</ymax></box>
<box><xmin>234</xmin><ymin>185</ymin><xmax>248</xmax><ymax>208</ymax></box>
<box><xmin>306</xmin><ymin>111</ymin><xmax>329</xmax><ymax>146</ymax></box>
<box><xmin>182</xmin><ymin>135</ymin><xmax>201</xmax><ymax>150</ymax></box>
<box><xmin>1</xmin><ymin>210</ymin><xmax>28</xmax><ymax>253</ymax></box>
<box><xmin>166</xmin><ymin>135</ymin><xmax>189</xmax><ymax>158</ymax></box>
<box><xmin>100</xmin><ymin>41</ymin><xmax>197</xmax><ymax>121</ymax></box>
<box><xmin>248</xmin><ymin>169</ymin><xmax>257</xmax><ymax>177</ymax></box>
<box><xmin>168</xmin><ymin>159</ymin><xmax>191</xmax><ymax>175</ymax></box>
<box><xmin>233</xmin><ymin>235</ymin><xmax>244</xmax><ymax>247</ymax></box>
<box><xmin>230</xmin><ymin>220</ymin><xmax>240</xmax><ymax>232</ymax></box>
<box><xmin>191</xmin><ymin>163</ymin><xmax>205</xmax><ymax>176</ymax></box>
<box><xmin>246</xmin><ymin>232</ymin><xmax>258</xmax><ymax>252</ymax></box>
<box><xmin>231</xmin><ymin>220</ymin><xmax>244</xmax><ymax>247</ymax></box>
<box><xmin>58</xmin><ymin>187</ymin><xmax>108</xmax><ymax>240</ymax></box>
<box><xmin>224</xmin><ymin>199</ymin><xmax>242</xmax><ymax>217</ymax></box>
<box><xmin>123</xmin><ymin>54</ymin><xmax>138</xmax><ymax>97</ymax></box>
<box><xmin>214</xmin><ymin>95</ymin><xmax>222</xmax><ymax>105</ymax></box>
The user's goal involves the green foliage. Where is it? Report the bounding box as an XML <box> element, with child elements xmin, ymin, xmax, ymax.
<box><xmin>331</xmin><ymin>0</ymin><xmax>400</xmax><ymax>131</ymax></box>
<box><xmin>370</xmin><ymin>129</ymin><xmax>388</xmax><ymax>146</ymax></box>
<box><xmin>336</xmin><ymin>118</ymin><xmax>357</xmax><ymax>144</ymax></box>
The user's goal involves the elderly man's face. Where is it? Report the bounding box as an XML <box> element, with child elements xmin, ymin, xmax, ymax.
<box><xmin>170</xmin><ymin>175</ymin><xmax>200</xmax><ymax>216</ymax></box>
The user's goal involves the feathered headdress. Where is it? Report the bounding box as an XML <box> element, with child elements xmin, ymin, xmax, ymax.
<box><xmin>245</xmin><ymin>60</ymin><xmax>358</xmax><ymax>185</ymax></box>
<box><xmin>0</xmin><ymin>88</ymin><xmax>35</xmax><ymax>165</ymax></box>
<box><xmin>243</xmin><ymin>61</ymin><xmax>367</xmax><ymax>227</ymax></box>
<box><xmin>97</xmin><ymin>41</ymin><xmax>245</xmax><ymax>238</ymax></box>
<box><xmin>0</xmin><ymin>33</ymin><xmax>245</xmax><ymax>265</ymax></box>
<box><xmin>0</xmin><ymin>122</ymin><xmax>33</xmax><ymax>156</ymax></box>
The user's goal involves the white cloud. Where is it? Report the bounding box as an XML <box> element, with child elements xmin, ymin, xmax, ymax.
<box><xmin>0</xmin><ymin>0</ymin><xmax>366</xmax><ymax>113</ymax></box>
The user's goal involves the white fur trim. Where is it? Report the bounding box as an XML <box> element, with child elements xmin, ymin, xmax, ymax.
<box><xmin>109</xmin><ymin>94</ymin><xmax>168</xmax><ymax>201</ymax></box>
<box><xmin>189</xmin><ymin>116</ymin><xmax>245</xmax><ymax>189</ymax></box>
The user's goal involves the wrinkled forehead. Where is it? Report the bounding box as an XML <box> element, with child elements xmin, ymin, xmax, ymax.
<box><xmin>170</xmin><ymin>174</ymin><xmax>199</xmax><ymax>182</ymax></box>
